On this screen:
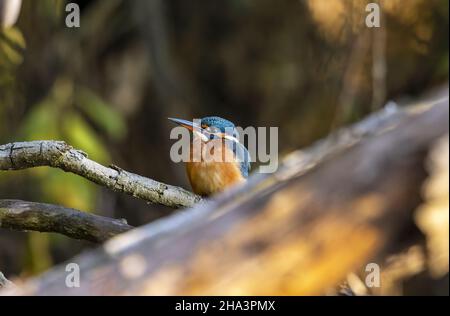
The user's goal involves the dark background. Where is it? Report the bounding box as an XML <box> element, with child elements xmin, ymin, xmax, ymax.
<box><xmin>0</xmin><ymin>0</ymin><xmax>448</xmax><ymax>277</ymax></box>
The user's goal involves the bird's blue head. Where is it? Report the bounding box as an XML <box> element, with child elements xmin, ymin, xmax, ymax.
<box><xmin>168</xmin><ymin>116</ymin><xmax>251</xmax><ymax>178</ymax></box>
<box><xmin>200</xmin><ymin>116</ymin><xmax>237</xmax><ymax>138</ymax></box>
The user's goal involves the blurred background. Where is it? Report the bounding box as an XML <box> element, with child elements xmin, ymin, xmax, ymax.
<box><xmin>0</xmin><ymin>0</ymin><xmax>448</xmax><ymax>278</ymax></box>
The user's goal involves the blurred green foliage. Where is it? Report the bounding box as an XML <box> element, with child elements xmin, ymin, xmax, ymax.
<box><xmin>77</xmin><ymin>87</ymin><xmax>127</xmax><ymax>141</ymax></box>
<box><xmin>0</xmin><ymin>0</ymin><xmax>127</xmax><ymax>275</ymax></box>
<box><xmin>0</xmin><ymin>27</ymin><xmax>25</xmax><ymax>65</ymax></box>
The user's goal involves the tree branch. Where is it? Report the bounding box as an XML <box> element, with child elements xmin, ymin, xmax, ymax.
<box><xmin>0</xmin><ymin>141</ymin><xmax>201</xmax><ymax>208</ymax></box>
<box><xmin>0</xmin><ymin>200</ymin><xmax>133</xmax><ymax>243</ymax></box>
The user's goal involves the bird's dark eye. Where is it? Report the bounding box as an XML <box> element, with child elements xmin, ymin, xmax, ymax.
<box><xmin>203</xmin><ymin>126</ymin><xmax>222</xmax><ymax>140</ymax></box>
<box><xmin>206</xmin><ymin>126</ymin><xmax>220</xmax><ymax>134</ymax></box>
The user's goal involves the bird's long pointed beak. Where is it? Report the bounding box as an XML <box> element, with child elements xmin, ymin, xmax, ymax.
<box><xmin>168</xmin><ymin>118</ymin><xmax>198</xmax><ymax>131</ymax></box>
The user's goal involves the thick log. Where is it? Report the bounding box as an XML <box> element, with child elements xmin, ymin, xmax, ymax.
<box><xmin>2</xmin><ymin>95</ymin><xmax>448</xmax><ymax>295</ymax></box>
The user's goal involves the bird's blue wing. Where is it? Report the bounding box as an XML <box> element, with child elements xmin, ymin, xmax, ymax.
<box><xmin>230</xmin><ymin>141</ymin><xmax>251</xmax><ymax>178</ymax></box>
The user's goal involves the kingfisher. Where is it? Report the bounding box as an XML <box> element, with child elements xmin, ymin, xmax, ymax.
<box><xmin>169</xmin><ymin>116</ymin><xmax>251</xmax><ymax>196</ymax></box>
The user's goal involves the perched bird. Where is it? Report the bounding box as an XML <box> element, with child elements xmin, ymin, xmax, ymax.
<box><xmin>169</xmin><ymin>116</ymin><xmax>250</xmax><ymax>196</ymax></box>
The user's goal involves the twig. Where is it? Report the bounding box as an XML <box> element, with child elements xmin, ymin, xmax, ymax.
<box><xmin>332</xmin><ymin>28</ymin><xmax>372</xmax><ymax>129</ymax></box>
<box><xmin>0</xmin><ymin>141</ymin><xmax>202</xmax><ymax>208</ymax></box>
<box><xmin>371</xmin><ymin>0</ymin><xmax>387</xmax><ymax>111</ymax></box>
<box><xmin>0</xmin><ymin>199</ymin><xmax>133</xmax><ymax>243</ymax></box>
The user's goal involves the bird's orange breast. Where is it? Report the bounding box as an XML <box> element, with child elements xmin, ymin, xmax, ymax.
<box><xmin>186</xmin><ymin>140</ymin><xmax>245</xmax><ymax>196</ymax></box>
